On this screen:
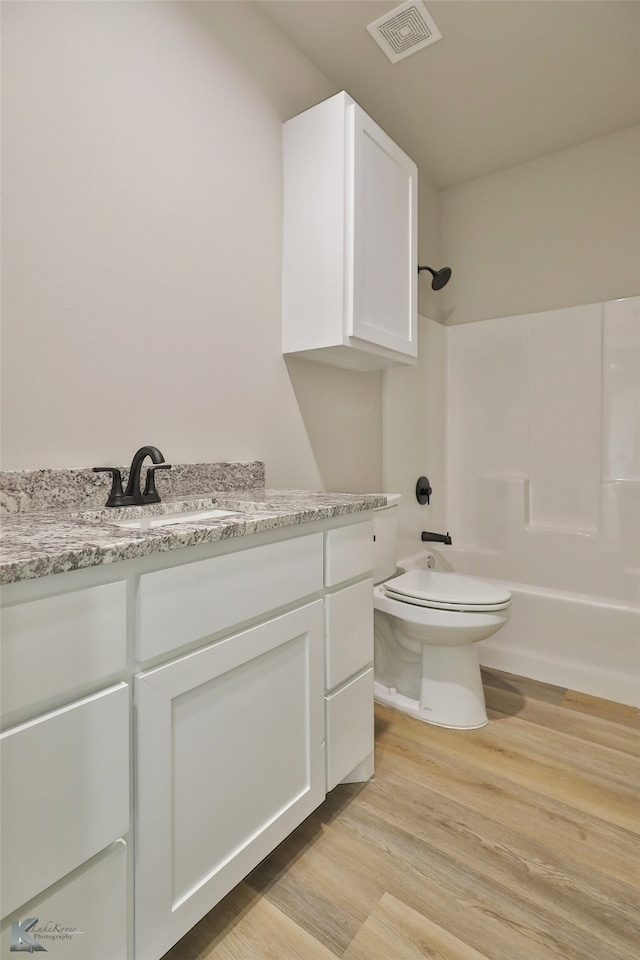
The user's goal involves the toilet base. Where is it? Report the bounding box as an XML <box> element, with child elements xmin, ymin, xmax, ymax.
<box><xmin>373</xmin><ymin>599</ymin><xmax>499</xmax><ymax>729</ymax></box>
<box><xmin>374</xmin><ymin>680</ymin><xmax>488</xmax><ymax>729</ymax></box>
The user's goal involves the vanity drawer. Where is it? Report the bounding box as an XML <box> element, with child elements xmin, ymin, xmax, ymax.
<box><xmin>137</xmin><ymin>533</ymin><xmax>323</xmax><ymax>661</ymax></box>
<box><xmin>325</xmin><ymin>667</ymin><xmax>374</xmax><ymax>791</ymax></box>
<box><xmin>325</xmin><ymin>579</ymin><xmax>373</xmax><ymax>690</ymax></box>
<box><xmin>1</xmin><ymin>581</ymin><xmax>127</xmax><ymax>720</ymax></box>
<box><xmin>324</xmin><ymin>520</ymin><xmax>374</xmax><ymax>587</ymax></box>
<box><xmin>0</xmin><ymin>841</ymin><xmax>128</xmax><ymax>960</ymax></box>
<box><xmin>0</xmin><ymin>683</ymin><xmax>130</xmax><ymax>918</ymax></box>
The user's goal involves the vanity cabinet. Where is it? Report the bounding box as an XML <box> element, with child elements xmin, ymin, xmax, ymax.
<box><xmin>1</xmin><ymin>511</ymin><xmax>375</xmax><ymax>960</ymax></box>
<box><xmin>133</xmin><ymin>524</ymin><xmax>374</xmax><ymax>957</ymax></box>
<box><xmin>283</xmin><ymin>90</ymin><xmax>418</xmax><ymax>371</ymax></box>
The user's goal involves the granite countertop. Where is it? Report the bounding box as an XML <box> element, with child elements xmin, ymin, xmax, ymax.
<box><xmin>0</xmin><ymin>488</ymin><xmax>386</xmax><ymax>585</ymax></box>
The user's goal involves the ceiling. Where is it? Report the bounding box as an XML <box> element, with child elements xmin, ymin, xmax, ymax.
<box><xmin>259</xmin><ymin>0</ymin><xmax>640</xmax><ymax>189</ymax></box>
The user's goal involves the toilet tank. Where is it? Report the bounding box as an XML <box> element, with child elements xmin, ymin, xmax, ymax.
<box><xmin>373</xmin><ymin>494</ymin><xmax>401</xmax><ymax>583</ymax></box>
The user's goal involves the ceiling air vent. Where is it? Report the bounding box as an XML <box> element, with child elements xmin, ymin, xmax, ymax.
<box><xmin>367</xmin><ymin>1</ymin><xmax>442</xmax><ymax>63</ymax></box>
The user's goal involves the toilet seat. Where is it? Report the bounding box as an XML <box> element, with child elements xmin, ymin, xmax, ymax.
<box><xmin>383</xmin><ymin>570</ymin><xmax>511</xmax><ymax>613</ymax></box>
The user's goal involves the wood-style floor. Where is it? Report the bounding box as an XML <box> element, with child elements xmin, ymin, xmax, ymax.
<box><xmin>161</xmin><ymin>668</ymin><xmax>640</xmax><ymax>960</ymax></box>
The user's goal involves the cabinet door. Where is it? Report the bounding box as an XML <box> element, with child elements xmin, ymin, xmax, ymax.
<box><xmin>350</xmin><ymin>103</ymin><xmax>418</xmax><ymax>357</ymax></box>
<box><xmin>135</xmin><ymin>601</ymin><xmax>325</xmax><ymax>960</ymax></box>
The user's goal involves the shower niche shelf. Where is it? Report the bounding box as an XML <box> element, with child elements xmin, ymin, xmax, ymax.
<box><xmin>282</xmin><ymin>91</ymin><xmax>418</xmax><ymax>371</ymax></box>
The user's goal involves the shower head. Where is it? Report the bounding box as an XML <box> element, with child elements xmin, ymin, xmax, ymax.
<box><xmin>418</xmin><ymin>265</ymin><xmax>452</xmax><ymax>290</ymax></box>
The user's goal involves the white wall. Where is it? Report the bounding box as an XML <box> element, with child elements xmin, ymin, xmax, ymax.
<box><xmin>0</xmin><ymin>0</ymin><xmax>387</xmax><ymax>492</ymax></box>
<box><xmin>440</xmin><ymin>126</ymin><xmax>640</xmax><ymax>326</ymax></box>
<box><xmin>383</xmin><ymin>163</ymin><xmax>445</xmax><ymax>545</ymax></box>
<box><xmin>383</xmin><ymin>315</ymin><xmax>447</xmax><ymax>551</ymax></box>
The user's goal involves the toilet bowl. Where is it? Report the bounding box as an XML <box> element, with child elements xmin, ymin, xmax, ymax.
<box><xmin>373</xmin><ymin>499</ymin><xmax>511</xmax><ymax>729</ymax></box>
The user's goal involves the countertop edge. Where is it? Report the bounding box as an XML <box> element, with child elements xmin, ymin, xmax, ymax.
<box><xmin>1</xmin><ymin>490</ymin><xmax>387</xmax><ymax>586</ymax></box>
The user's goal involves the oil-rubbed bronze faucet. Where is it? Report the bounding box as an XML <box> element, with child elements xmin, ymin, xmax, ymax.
<box><xmin>421</xmin><ymin>530</ymin><xmax>452</xmax><ymax>545</ymax></box>
<box><xmin>93</xmin><ymin>446</ymin><xmax>171</xmax><ymax>507</ymax></box>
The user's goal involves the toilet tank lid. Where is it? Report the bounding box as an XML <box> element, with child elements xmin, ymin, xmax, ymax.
<box><xmin>376</xmin><ymin>493</ymin><xmax>401</xmax><ymax>509</ymax></box>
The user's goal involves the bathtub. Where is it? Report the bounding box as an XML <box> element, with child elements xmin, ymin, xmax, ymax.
<box><xmin>397</xmin><ymin>547</ymin><xmax>640</xmax><ymax>708</ymax></box>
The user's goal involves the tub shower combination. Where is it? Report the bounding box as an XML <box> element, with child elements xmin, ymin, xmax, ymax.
<box><xmin>438</xmin><ymin>296</ymin><xmax>640</xmax><ymax>708</ymax></box>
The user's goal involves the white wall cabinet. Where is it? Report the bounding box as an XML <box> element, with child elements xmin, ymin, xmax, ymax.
<box><xmin>283</xmin><ymin>90</ymin><xmax>418</xmax><ymax>371</ymax></box>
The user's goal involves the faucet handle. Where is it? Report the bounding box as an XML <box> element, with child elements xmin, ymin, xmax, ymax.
<box><xmin>93</xmin><ymin>467</ymin><xmax>135</xmax><ymax>508</ymax></box>
<box><xmin>416</xmin><ymin>476</ymin><xmax>433</xmax><ymax>505</ymax></box>
<box><xmin>143</xmin><ymin>463</ymin><xmax>172</xmax><ymax>504</ymax></box>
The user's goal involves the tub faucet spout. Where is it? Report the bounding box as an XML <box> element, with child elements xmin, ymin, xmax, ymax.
<box><xmin>421</xmin><ymin>530</ymin><xmax>452</xmax><ymax>545</ymax></box>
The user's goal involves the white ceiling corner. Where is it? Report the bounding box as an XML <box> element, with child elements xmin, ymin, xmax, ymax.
<box><xmin>258</xmin><ymin>0</ymin><xmax>640</xmax><ymax>189</ymax></box>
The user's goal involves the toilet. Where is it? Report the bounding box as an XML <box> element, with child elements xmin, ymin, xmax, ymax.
<box><xmin>373</xmin><ymin>496</ymin><xmax>511</xmax><ymax>729</ymax></box>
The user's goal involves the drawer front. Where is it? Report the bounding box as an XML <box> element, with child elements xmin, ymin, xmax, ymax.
<box><xmin>0</xmin><ymin>841</ymin><xmax>128</xmax><ymax>959</ymax></box>
<box><xmin>1</xmin><ymin>581</ymin><xmax>127</xmax><ymax>721</ymax></box>
<box><xmin>137</xmin><ymin>533</ymin><xmax>323</xmax><ymax>661</ymax></box>
<box><xmin>325</xmin><ymin>579</ymin><xmax>373</xmax><ymax>690</ymax></box>
<box><xmin>324</xmin><ymin>521</ymin><xmax>373</xmax><ymax>587</ymax></box>
<box><xmin>325</xmin><ymin>667</ymin><xmax>374</xmax><ymax>791</ymax></box>
<box><xmin>1</xmin><ymin>683</ymin><xmax>130</xmax><ymax>918</ymax></box>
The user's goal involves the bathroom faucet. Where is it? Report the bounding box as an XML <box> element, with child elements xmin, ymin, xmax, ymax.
<box><xmin>421</xmin><ymin>530</ymin><xmax>452</xmax><ymax>545</ymax></box>
<box><xmin>93</xmin><ymin>445</ymin><xmax>171</xmax><ymax>507</ymax></box>
<box><xmin>124</xmin><ymin>446</ymin><xmax>170</xmax><ymax>504</ymax></box>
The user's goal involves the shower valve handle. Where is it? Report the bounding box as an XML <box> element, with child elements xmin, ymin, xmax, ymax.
<box><xmin>416</xmin><ymin>476</ymin><xmax>433</xmax><ymax>505</ymax></box>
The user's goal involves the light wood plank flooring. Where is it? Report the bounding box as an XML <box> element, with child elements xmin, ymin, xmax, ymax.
<box><xmin>162</xmin><ymin>668</ymin><xmax>640</xmax><ymax>960</ymax></box>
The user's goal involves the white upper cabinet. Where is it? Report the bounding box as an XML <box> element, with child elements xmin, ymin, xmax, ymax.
<box><xmin>283</xmin><ymin>91</ymin><xmax>418</xmax><ymax>371</ymax></box>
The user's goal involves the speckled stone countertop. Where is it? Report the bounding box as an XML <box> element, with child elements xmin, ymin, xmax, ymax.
<box><xmin>1</xmin><ymin>465</ymin><xmax>385</xmax><ymax>585</ymax></box>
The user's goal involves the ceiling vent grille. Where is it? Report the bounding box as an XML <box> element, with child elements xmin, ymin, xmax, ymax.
<box><xmin>367</xmin><ymin>1</ymin><xmax>442</xmax><ymax>63</ymax></box>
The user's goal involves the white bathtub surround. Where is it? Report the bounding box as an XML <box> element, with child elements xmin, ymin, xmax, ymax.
<box><xmin>446</xmin><ymin>296</ymin><xmax>640</xmax><ymax>706</ymax></box>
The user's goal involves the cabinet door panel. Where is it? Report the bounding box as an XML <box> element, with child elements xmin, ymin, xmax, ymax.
<box><xmin>351</xmin><ymin>105</ymin><xmax>417</xmax><ymax>357</ymax></box>
<box><xmin>135</xmin><ymin>602</ymin><xmax>325</xmax><ymax>960</ymax></box>
<box><xmin>1</xmin><ymin>684</ymin><xmax>129</xmax><ymax>918</ymax></box>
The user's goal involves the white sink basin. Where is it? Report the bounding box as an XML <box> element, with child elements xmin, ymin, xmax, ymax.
<box><xmin>113</xmin><ymin>509</ymin><xmax>238</xmax><ymax>530</ymax></box>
